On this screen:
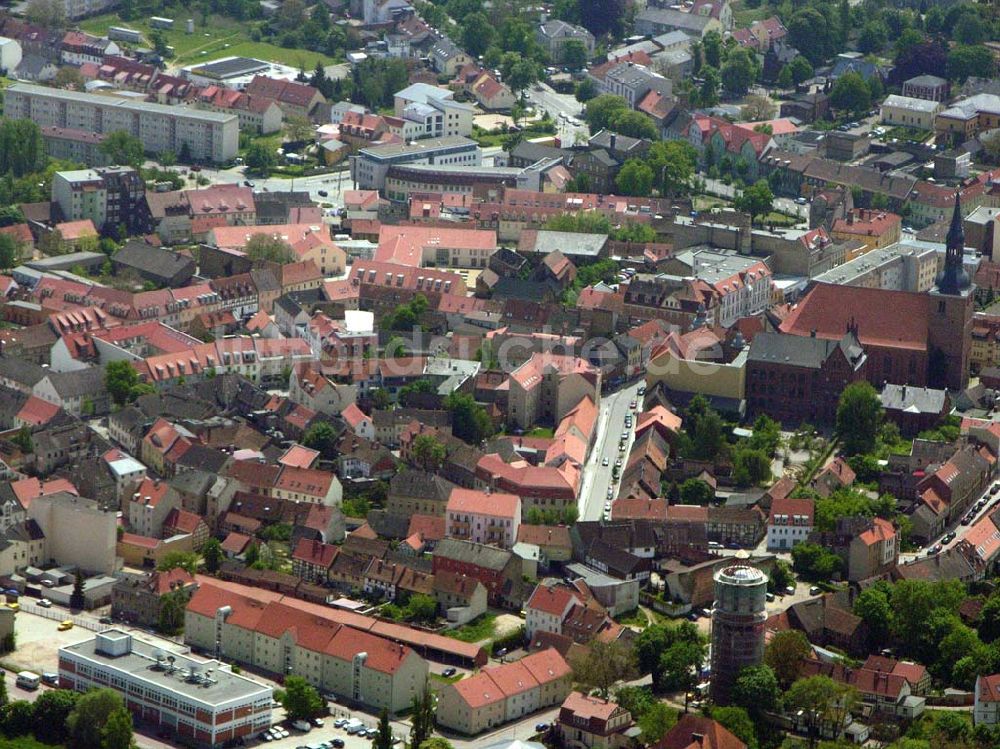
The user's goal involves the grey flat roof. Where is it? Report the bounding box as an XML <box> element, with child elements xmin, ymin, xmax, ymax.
<box><xmin>189</xmin><ymin>56</ymin><xmax>270</xmax><ymax>78</ymax></box>
<box><xmin>7</xmin><ymin>83</ymin><xmax>236</xmax><ymax>124</ymax></box>
<box><xmin>60</xmin><ymin>630</ymin><xmax>270</xmax><ymax>706</ymax></box>
<box><xmin>358</xmin><ymin>136</ymin><xmax>478</xmax><ymax>160</ymax></box>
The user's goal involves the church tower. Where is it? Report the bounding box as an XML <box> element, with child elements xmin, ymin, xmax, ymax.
<box><xmin>928</xmin><ymin>192</ymin><xmax>974</xmax><ymax>390</ymax></box>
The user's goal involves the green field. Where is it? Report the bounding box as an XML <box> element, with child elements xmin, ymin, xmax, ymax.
<box><xmin>0</xmin><ymin>738</ymin><xmax>65</xmax><ymax>749</ymax></box>
<box><xmin>78</xmin><ymin>13</ymin><xmax>336</xmax><ymax>68</ymax></box>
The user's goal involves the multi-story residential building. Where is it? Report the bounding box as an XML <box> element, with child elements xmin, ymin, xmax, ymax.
<box><xmin>766</xmin><ymin>497</ymin><xmax>814</xmax><ymax>550</ymax></box>
<box><xmin>393</xmin><ymin>83</ymin><xmax>475</xmax><ymax>139</ymax></box>
<box><xmin>374</xmin><ymin>225</ymin><xmax>498</xmax><ymax>269</ymax></box>
<box><xmin>429</xmin><ymin>36</ymin><xmax>473</xmax><ymax>76</ymax></box>
<box><xmin>445</xmin><ymin>488</ymin><xmax>521</xmax><ymax>548</ymax></box>
<box><xmin>185</xmin><ymin>583</ymin><xmax>430</xmax><ymax>713</ymax></box>
<box><xmin>830</xmin><ymin>209</ymin><xmax>902</xmax><ymax>259</ymax></box>
<box><xmin>350</xmin><ymin>136</ymin><xmax>481</xmax><ymax>191</ymax></box>
<box><xmin>128</xmin><ymin>477</ymin><xmax>181</xmax><ymax>538</ymax></box>
<box><xmin>936</xmin><ymin>94</ymin><xmax>1000</xmax><ymax>144</ymax></box>
<box><xmin>52</xmin><ymin>167</ymin><xmax>145</xmax><ymax>234</ymax></box>
<box><xmin>902</xmin><ymin>75</ymin><xmax>949</xmax><ymax>102</ymax></box>
<box><xmin>59</xmin><ymin>630</ymin><xmax>273</xmax><ymax>747</ymax></box>
<box><xmin>975</xmin><ymin>674</ymin><xmax>1000</xmax><ymax>726</ymax></box>
<box><xmin>811</xmin><ymin>241</ymin><xmax>940</xmax><ymax>292</ymax></box>
<box><xmin>880</xmin><ymin>95</ymin><xmax>942</xmax><ymax>131</ymax></box>
<box><xmin>60</xmin><ymin>31</ymin><xmax>118</xmax><ymax>65</ymax></box>
<box><xmin>433</xmin><ymin>538</ymin><xmax>524</xmax><ymax>609</ymax></box>
<box><xmin>506</xmin><ymin>353</ymin><xmax>600</xmax><ymax>431</ymax></box>
<box><xmin>194</xmin><ymin>86</ymin><xmax>283</xmax><ymax>135</ymax></box>
<box><xmin>555</xmin><ymin>692</ymin><xmax>634</xmax><ymax>749</ymax></box>
<box><xmin>28</xmin><ymin>491</ymin><xmax>118</xmax><ymax>575</ymax></box>
<box><xmin>597</xmin><ymin>61</ymin><xmax>672</xmax><ymax>109</ymax></box>
<box><xmin>291</xmin><ymin>538</ymin><xmax>338</xmax><ymax>583</ymax></box>
<box><xmin>536</xmin><ymin>20</ymin><xmax>595</xmax><ymax>63</ymax></box>
<box><xmin>243</xmin><ymin>76</ymin><xmax>325</xmax><ymax>120</ymax></box>
<box><xmin>436</xmin><ymin>648</ymin><xmax>572</xmax><ymax>734</ymax></box>
<box><xmin>5</xmin><ymin>83</ymin><xmax>239</xmax><ymax>163</ymax></box>
<box><xmin>111</xmin><ymin>568</ymin><xmax>198</xmax><ymax>627</ymax></box>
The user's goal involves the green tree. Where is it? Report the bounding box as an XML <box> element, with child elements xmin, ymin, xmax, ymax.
<box><xmin>102</xmin><ymin>707</ymin><xmax>134</xmax><ymax>749</ymax></box>
<box><xmin>734</xmin><ymin>180</ymin><xmax>773</xmax><ymax>226</ymax></box>
<box><xmin>570</xmin><ymin>639</ymin><xmax>636</xmax><ymax>698</ymax></box>
<box><xmin>404</xmin><ymin>594</ymin><xmax>438</xmax><ymax>623</ymax></box>
<box><xmin>777</xmin><ymin>64</ymin><xmax>794</xmax><ymax>89</ymax></box>
<box><xmin>157</xmin><ymin>550</ymin><xmax>199</xmax><ymax>575</ymax></box>
<box><xmin>245</xmin><ymin>233</ymin><xmax>296</xmax><ymax>264</ymax></box>
<box><xmin>0</xmin><ymin>671</ymin><xmax>8</xmax><ymax>709</ymax></box>
<box><xmin>202</xmin><ymin>537</ymin><xmax>223</xmax><ymax>573</ymax></box>
<box><xmin>765</xmin><ymin>630</ymin><xmax>812</xmax><ymax>688</ymax></box>
<box><xmin>790</xmin><ymin>56</ymin><xmax>814</xmax><ymax>85</ymax></box>
<box><xmin>584</xmin><ymin>94</ymin><xmax>629</xmax><ymax>134</ymax></box>
<box><xmin>785</xmin><ymin>676</ymin><xmax>858</xmax><ymax>749</ymax></box>
<box><xmin>411</xmin><ymin>433</ymin><xmax>446</xmax><ymax>471</ymax></box>
<box><xmin>679</xmin><ymin>478</ymin><xmax>714</xmax><ymax>505</ymax></box>
<box><xmin>709</xmin><ymin>707</ymin><xmax>757</xmax><ymax>749</ymax></box>
<box><xmin>768</xmin><ymin>560</ymin><xmax>793</xmax><ymax>594</ymax></box>
<box><xmin>70</xmin><ymin>567</ymin><xmax>85</xmax><ymax>610</ymax></box>
<box><xmin>703</xmin><ymin>31</ymin><xmax>722</xmax><ymax>68</ymax></box>
<box><xmin>26</xmin><ymin>0</ymin><xmax>65</xmax><ymax>28</ymax></box>
<box><xmin>637</xmin><ymin>702</ymin><xmax>678</xmax><ymax>743</ymax></box>
<box><xmin>32</xmin><ymin>689</ymin><xmax>78</xmax><ymax>744</ymax></box>
<box><xmin>445</xmin><ymin>392</ymin><xmax>493</xmax><ymax>444</ymax></box>
<box><xmin>158</xmin><ymin>589</ymin><xmax>187</xmax><ymax>635</ymax></box>
<box><xmin>67</xmin><ymin>688</ymin><xmax>126</xmax><ymax>749</ymax></box>
<box><xmin>575</xmin><ymin>78</ymin><xmax>598</xmax><ymax>102</ymax></box>
<box><xmin>853</xmin><ymin>586</ymin><xmax>892</xmax><ymax>651</ymax></box>
<box><xmin>648</xmin><ymin>140</ymin><xmax>697</xmax><ymax>196</ymax></box>
<box><xmin>0</xmin><ymin>120</ymin><xmax>46</xmax><ymax>178</ymax></box>
<box><xmin>836</xmin><ymin>381</ymin><xmax>882</xmax><ymax>455</ymax></box>
<box><xmin>788</xmin><ymin>8</ymin><xmax>833</xmax><ymax>66</ymax></box>
<box><xmin>11</xmin><ymin>425</ymin><xmax>32</xmax><ymax>454</ymax></box>
<box><xmin>245</xmin><ymin>141</ymin><xmax>278</xmax><ymax>173</ymax></box>
<box><xmin>417</xmin><ymin>740</ymin><xmax>453</xmax><ymax>749</ymax></box>
<box><xmin>858</xmin><ymin>21</ymin><xmax>888</xmax><ymax>54</ymax></box>
<box><xmin>616</xmin><ymin>159</ymin><xmax>654</xmax><ymax>197</ymax></box>
<box><xmin>609</xmin><ymin>110</ymin><xmax>659</xmax><ymax>140</ymax></box>
<box><xmin>303</xmin><ymin>421</ymin><xmax>339</xmax><ymax>457</ymax></box>
<box><xmin>105</xmin><ymin>360</ymin><xmax>140</xmax><ymax>406</ymax></box>
<box><xmin>699</xmin><ymin>67</ymin><xmax>720</xmax><ymax>107</ymax></box>
<box><xmin>99</xmin><ymin>131</ymin><xmax>144</xmax><ymax>168</ymax></box>
<box><xmin>732</xmin><ymin>664</ymin><xmax>780</xmax><ymax>716</ymax></box>
<box><xmin>721</xmin><ymin>48</ymin><xmax>758</xmax><ymax>95</ymax></box>
<box><xmin>953</xmin><ymin>14</ymin><xmax>984</xmax><ymax>45</ymax></box>
<box><xmin>732</xmin><ymin>448</ymin><xmax>771</xmax><ymax>487</ymax></box>
<box><xmin>830</xmin><ymin>72</ymin><xmax>872</xmax><ymax>117</ymax></box>
<box><xmin>947</xmin><ymin>45</ymin><xmax>995</xmax><ymax>83</ymax></box>
<box><xmin>657</xmin><ymin>640</ymin><xmax>705</xmax><ymax>710</ymax></box>
<box><xmin>461</xmin><ymin>12</ymin><xmax>494</xmax><ymax>57</ymax></box>
<box><xmin>408</xmin><ymin>687</ymin><xmax>435</xmax><ymax>749</ymax></box>
<box><xmin>281</xmin><ymin>676</ymin><xmax>324</xmax><ymax>720</ymax></box>
<box><xmin>374</xmin><ymin>708</ymin><xmax>393</xmax><ymax>749</ymax></box>
<box><xmin>561</xmin><ymin>39</ymin><xmax>589</xmax><ymax>70</ymax></box>
<box><xmin>2</xmin><ymin>701</ymin><xmax>34</xmax><ymax>738</ymax></box>
<box><xmin>791</xmin><ymin>543</ymin><xmax>842</xmax><ymax>581</ymax></box>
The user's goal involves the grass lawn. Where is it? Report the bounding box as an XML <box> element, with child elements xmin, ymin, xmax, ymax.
<box><xmin>429</xmin><ymin>671</ymin><xmax>465</xmax><ymax>684</ymax></box>
<box><xmin>613</xmin><ymin>608</ymin><xmax>649</xmax><ymax>628</ymax></box>
<box><xmin>78</xmin><ymin>13</ymin><xmax>335</xmax><ymax>68</ymax></box>
<box><xmin>525</xmin><ymin>427</ymin><xmax>555</xmax><ymax>438</ymax></box>
<box><xmin>444</xmin><ymin>613</ymin><xmax>497</xmax><ymax>643</ymax></box>
<box><xmin>0</xmin><ymin>738</ymin><xmax>64</xmax><ymax>749</ymax></box>
<box><xmin>732</xmin><ymin>0</ymin><xmax>775</xmax><ymax>28</ymax></box>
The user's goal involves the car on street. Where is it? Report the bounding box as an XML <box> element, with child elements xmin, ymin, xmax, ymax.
<box><xmin>615</xmin><ymin>458</ymin><xmax>622</xmax><ymax>467</ymax></box>
<box><xmin>961</xmin><ymin>515</ymin><xmax>971</xmax><ymax>525</ymax></box>
<box><xmin>629</xmin><ymin>400</ymin><xmax>637</xmax><ymax>409</ymax></box>
<box><xmin>334</xmin><ymin>719</ymin><xmax>348</xmax><ymax>728</ymax></box>
<box><xmin>726</xmin><ymin>542</ymin><xmax>740</xmax><ymax>550</ymax></box>
<box><xmin>58</xmin><ymin>620</ymin><xmax>73</xmax><ymax>631</ymax></box>
<box><xmin>809</xmin><ymin>586</ymin><xmax>821</xmax><ymax>595</ymax></box>
<box><xmin>99</xmin><ymin>616</ymin><xmax>112</xmax><ymax>624</ymax></box>
<box><xmin>607</xmin><ymin>487</ymin><xmax>614</xmax><ymax>499</ymax></box>
<box><xmin>37</xmin><ymin>599</ymin><xmax>51</xmax><ymax>608</ymax></box>
<box><xmin>929</xmin><ymin>544</ymin><xmax>943</xmax><ymax>555</ymax></box>
<box><xmin>442</xmin><ymin>667</ymin><xmax>457</xmax><ymax>677</ymax></box>
<box><xmin>637</xmin><ymin>385</ymin><xmax>646</xmax><ymax>395</ymax></box>
<box><xmin>312</xmin><ymin>718</ymin><xmax>325</xmax><ymax>727</ymax></box>
<box><xmin>785</xmin><ymin>585</ymin><xmax>795</xmax><ymax>595</ymax></box>
<box><xmin>621</xmin><ymin>431</ymin><xmax>629</xmax><ymax>439</ymax></box>
<box><xmin>604</xmin><ymin>502</ymin><xmax>611</xmax><ymax>511</ymax></box>
<box><xmin>602</xmin><ymin>457</ymin><xmax>609</xmax><ymax>466</ymax></box>
<box><xmin>942</xmin><ymin>532</ymin><xmax>956</xmax><ymax>544</ymax></box>
<box><xmin>795</xmin><ymin>197</ymin><xmax>808</xmax><ymax>205</ymax></box>
<box><xmin>332</xmin><ymin>740</ymin><xmax>345</xmax><ymax>748</ymax></box>
<box><xmin>318</xmin><ymin>190</ymin><xmax>328</xmax><ymax>197</ymax></box>
<box><xmin>535</xmin><ymin>723</ymin><xmax>550</xmax><ymax>733</ymax></box>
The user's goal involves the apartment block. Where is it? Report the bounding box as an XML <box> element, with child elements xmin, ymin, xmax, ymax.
<box><xmin>350</xmin><ymin>136</ymin><xmax>481</xmax><ymax>191</ymax></box>
<box><xmin>52</xmin><ymin>166</ymin><xmax>145</xmax><ymax>233</ymax></box>
<box><xmin>6</xmin><ymin>83</ymin><xmax>238</xmax><ymax>163</ymax></box>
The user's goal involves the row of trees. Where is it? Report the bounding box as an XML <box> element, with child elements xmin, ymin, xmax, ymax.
<box><xmin>0</xmin><ymin>682</ymin><xmax>134</xmax><ymax>749</ymax></box>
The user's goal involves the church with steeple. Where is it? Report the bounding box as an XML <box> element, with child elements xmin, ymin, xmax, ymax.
<box><xmin>927</xmin><ymin>191</ymin><xmax>974</xmax><ymax>390</ymax></box>
<box><xmin>780</xmin><ymin>191</ymin><xmax>975</xmax><ymax>392</ymax></box>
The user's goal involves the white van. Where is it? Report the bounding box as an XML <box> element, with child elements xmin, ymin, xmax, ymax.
<box><xmin>15</xmin><ymin>671</ymin><xmax>40</xmax><ymax>690</ymax></box>
<box><xmin>344</xmin><ymin>719</ymin><xmax>365</xmax><ymax>735</ymax></box>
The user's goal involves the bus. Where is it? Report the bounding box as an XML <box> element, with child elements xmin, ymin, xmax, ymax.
<box><xmin>15</xmin><ymin>672</ymin><xmax>39</xmax><ymax>690</ymax></box>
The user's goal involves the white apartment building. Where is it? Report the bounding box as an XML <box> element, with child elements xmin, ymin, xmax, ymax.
<box><xmin>52</xmin><ymin>169</ymin><xmax>108</xmax><ymax>228</ymax></box>
<box><xmin>5</xmin><ymin>84</ymin><xmax>239</xmax><ymax>163</ymax></box>
<box><xmin>350</xmin><ymin>136</ymin><xmax>481</xmax><ymax>191</ymax></box>
<box><xmin>394</xmin><ymin>83</ymin><xmax>474</xmax><ymax>139</ymax></box>
<box><xmin>766</xmin><ymin>497</ymin><xmax>814</xmax><ymax>551</ymax></box>
<box><xmin>59</xmin><ymin>630</ymin><xmax>273</xmax><ymax>747</ymax></box>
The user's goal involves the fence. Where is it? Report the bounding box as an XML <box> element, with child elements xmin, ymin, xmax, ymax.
<box><xmin>19</xmin><ymin>602</ymin><xmax>106</xmax><ymax>633</ymax></box>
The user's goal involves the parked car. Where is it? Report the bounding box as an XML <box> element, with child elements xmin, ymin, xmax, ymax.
<box><xmin>442</xmin><ymin>668</ymin><xmax>457</xmax><ymax>677</ymax></box>
<box><xmin>318</xmin><ymin>190</ymin><xmax>329</xmax><ymax>197</ymax></box>
<box><xmin>58</xmin><ymin>620</ymin><xmax>73</xmax><ymax>631</ymax></box>
<box><xmin>929</xmin><ymin>544</ymin><xmax>943</xmax><ymax>555</ymax></box>
<box><xmin>332</xmin><ymin>741</ymin><xmax>345</xmax><ymax>748</ymax></box>
<box><xmin>37</xmin><ymin>599</ymin><xmax>51</xmax><ymax>608</ymax></box>
<box><xmin>809</xmin><ymin>586</ymin><xmax>821</xmax><ymax>595</ymax></box>
<box><xmin>293</xmin><ymin>721</ymin><xmax>312</xmax><ymax>732</ymax></box>
<box><xmin>535</xmin><ymin>723</ymin><xmax>550</xmax><ymax>733</ymax></box>
<box><xmin>334</xmin><ymin>719</ymin><xmax>348</xmax><ymax>728</ymax></box>
<box><xmin>312</xmin><ymin>718</ymin><xmax>325</xmax><ymax>728</ymax></box>
<box><xmin>602</xmin><ymin>457</ymin><xmax>609</xmax><ymax>466</ymax></box>
<box><xmin>41</xmin><ymin>673</ymin><xmax>58</xmax><ymax>686</ymax></box>
<box><xmin>795</xmin><ymin>196</ymin><xmax>808</xmax><ymax>205</ymax></box>
<box><xmin>942</xmin><ymin>532</ymin><xmax>956</xmax><ymax>544</ymax></box>
<box><xmin>99</xmin><ymin>616</ymin><xmax>112</xmax><ymax>624</ymax></box>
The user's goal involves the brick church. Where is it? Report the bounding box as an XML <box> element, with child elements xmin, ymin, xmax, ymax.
<box><xmin>781</xmin><ymin>193</ymin><xmax>973</xmax><ymax>391</ymax></box>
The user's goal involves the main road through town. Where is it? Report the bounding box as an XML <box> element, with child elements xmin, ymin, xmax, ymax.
<box><xmin>578</xmin><ymin>380</ymin><xmax>644</xmax><ymax>522</ymax></box>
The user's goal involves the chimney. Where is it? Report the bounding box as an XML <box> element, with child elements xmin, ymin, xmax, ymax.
<box><xmin>810</xmin><ymin>328</ymin><xmax>816</xmax><ymax>338</ymax></box>
<box><xmin>609</xmin><ymin>133</ymin><xmax>617</xmax><ymax>153</ymax></box>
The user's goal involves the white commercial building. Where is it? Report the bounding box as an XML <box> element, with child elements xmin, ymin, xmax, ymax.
<box><xmin>59</xmin><ymin>630</ymin><xmax>273</xmax><ymax>747</ymax></box>
<box><xmin>393</xmin><ymin>83</ymin><xmax>475</xmax><ymax>139</ymax></box>
<box><xmin>880</xmin><ymin>94</ymin><xmax>942</xmax><ymax>131</ymax></box>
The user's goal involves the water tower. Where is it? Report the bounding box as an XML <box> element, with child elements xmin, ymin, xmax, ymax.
<box><xmin>710</xmin><ymin>563</ymin><xmax>768</xmax><ymax>704</ymax></box>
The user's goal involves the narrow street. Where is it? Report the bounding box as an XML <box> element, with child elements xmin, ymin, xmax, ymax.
<box><xmin>578</xmin><ymin>381</ymin><xmax>644</xmax><ymax>521</ymax></box>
